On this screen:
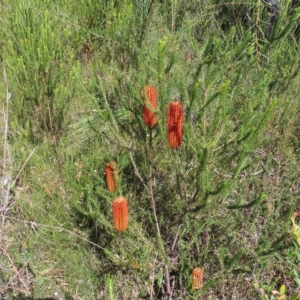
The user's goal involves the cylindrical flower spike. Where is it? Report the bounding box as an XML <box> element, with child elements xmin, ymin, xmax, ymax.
<box><xmin>168</xmin><ymin>102</ymin><xmax>183</xmax><ymax>148</ymax></box>
<box><xmin>192</xmin><ymin>267</ymin><xmax>204</xmax><ymax>290</ymax></box>
<box><xmin>142</xmin><ymin>86</ymin><xmax>158</xmax><ymax>129</ymax></box>
<box><xmin>112</xmin><ymin>196</ymin><xmax>128</xmax><ymax>232</ymax></box>
<box><xmin>105</xmin><ymin>162</ymin><xmax>118</xmax><ymax>192</ymax></box>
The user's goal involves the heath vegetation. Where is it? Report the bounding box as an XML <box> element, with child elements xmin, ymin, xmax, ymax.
<box><xmin>1</xmin><ymin>0</ymin><xmax>300</xmax><ymax>299</ymax></box>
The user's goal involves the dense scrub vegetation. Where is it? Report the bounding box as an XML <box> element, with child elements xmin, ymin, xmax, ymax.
<box><xmin>1</xmin><ymin>0</ymin><xmax>300</xmax><ymax>299</ymax></box>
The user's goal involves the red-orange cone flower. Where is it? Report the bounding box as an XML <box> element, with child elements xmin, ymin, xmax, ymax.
<box><xmin>112</xmin><ymin>196</ymin><xmax>128</xmax><ymax>232</ymax></box>
<box><xmin>192</xmin><ymin>267</ymin><xmax>204</xmax><ymax>290</ymax></box>
<box><xmin>105</xmin><ymin>162</ymin><xmax>118</xmax><ymax>192</ymax></box>
<box><xmin>168</xmin><ymin>102</ymin><xmax>183</xmax><ymax>148</ymax></box>
<box><xmin>142</xmin><ymin>86</ymin><xmax>158</xmax><ymax>129</ymax></box>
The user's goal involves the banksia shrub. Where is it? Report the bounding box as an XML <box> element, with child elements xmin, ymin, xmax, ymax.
<box><xmin>142</xmin><ymin>85</ymin><xmax>158</xmax><ymax>129</ymax></box>
<box><xmin>112</xmin><ymin>196</ymin><xmax>128</xmax><ymax>232</ymax></box>
<box><xmin>105</xmin><ymin>162</ymin><xmax>118</xmax><ymax>192</ymax></box>
<box><xmin>192</xmin><ymin>267</ymin><xmax>204</xmax><ymax>290</ymax></box>
<box><xmin>167</xmin><ymin>102</ymin><xmax>183</xmax><ymax>148</ymax></box>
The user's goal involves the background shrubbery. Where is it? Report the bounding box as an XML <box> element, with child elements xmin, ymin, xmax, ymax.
<box><xmin>1</xmin><ymin>0</ymin><xmax>300</xmax><ymax>299</ymax></box>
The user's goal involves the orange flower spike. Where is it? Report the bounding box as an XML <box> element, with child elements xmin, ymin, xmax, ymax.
<box><xmin>192</xmin><ymin>267</ymin><xmax>204</xmax><ymax>290</ymax></box>
<box><xmin>142</xmin><ymin>86</ymin><xmax>158</xmax><ymax>129</ymax></box>
<box><xmin>105</xmin><ymin>163</ymin><xmax>117</xmax><ymax>192</ymax></box>
<box><xmin>168</xmin><ymin>102</ymin><xmax>183</xmax><ymax>148</ymax></box>
<box><xmin>112</xmin><ymin>197</ymin><xmax>128</xmax><ymax>232</ymax></box>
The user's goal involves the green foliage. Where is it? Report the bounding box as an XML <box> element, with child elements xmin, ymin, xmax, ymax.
<box><xmin>290</xmin><ymin>215</ymin><xmax>300</xmax><ymax>246</ymax></box>
<box><xmin>1</xmin><ymin>0</ymin><xmax>300</xmax><ymax>299</ymax></box>
<box><xmin>2</xmin><ymin>0</ymin><xmax>81</xmax><ymax>143</ymax></box>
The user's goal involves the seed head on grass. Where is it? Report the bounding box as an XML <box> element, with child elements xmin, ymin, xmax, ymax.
<box><xmin>192</xmin><ymin>267</ymin><xmax>204</xmax><ymax>290</ymax></box>
<box><xmin>142</xmin><ymin>86</ymin><xmax>158</xmax><ymax>129</ymax></box>
<box><xmin>112</xmin><ymin>196</ymin><xmax>128</xmax><ymax>232</ymax></box>
<box><xmin>167</xmin><ymin>102</ymin><xmax>183</xmax><ymax>148</ymax></box>
<box><xmin>105</xmin><ymin>162</ymin><xmax>118</xmax><ymax>192</ymax></box>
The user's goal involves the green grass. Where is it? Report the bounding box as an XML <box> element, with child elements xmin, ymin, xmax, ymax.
<box><xmin>1</xmin><ymin>0</ymin><xmax>300</xmax><ymax>299</ymax></box>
